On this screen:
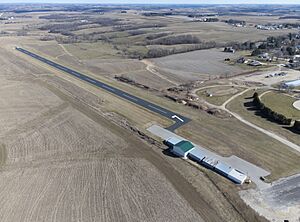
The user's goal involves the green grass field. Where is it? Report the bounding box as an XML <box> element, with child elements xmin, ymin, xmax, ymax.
<box><xmin>261</xmin><ymin>92</ymin><xmax>300</xmax><ymax>120</ymax></box>
<box><xmin>227</xmin><ymin>89</ymin><xmax>300</xmax><ymax>147</ymax></box>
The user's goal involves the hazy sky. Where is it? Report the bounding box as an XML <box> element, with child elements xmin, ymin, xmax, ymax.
<box><xmin>0</xmin><ymin>0</ymin><xmax>299</xmax><ymax>4</ymax></box>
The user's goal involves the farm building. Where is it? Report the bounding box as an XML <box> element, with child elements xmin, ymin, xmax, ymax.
<box><xmin>165</xmin><ymin>138</ymin><xmax>248</xmax><ymax>184</ymax></box>
<box><xmin>165</xmin><ymin>138</ymin><xmax>195</xmax><ymax>159</ymax></box>
<box><xmin>282</xmin><ymin>79</ymin><xmax>300</xmax><ymax>88</ymax></box>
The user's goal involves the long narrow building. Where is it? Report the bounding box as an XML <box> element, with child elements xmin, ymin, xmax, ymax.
<box><xmin>165</xmin><ymin>137</ymin><xmax>248</xmax><ymax>184</ymax></box>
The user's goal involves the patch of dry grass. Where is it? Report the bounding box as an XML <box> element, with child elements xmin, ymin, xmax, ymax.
<box><xmin>227</xmin><ymin>89</ymin><xmax>300</xmax><ymax>146</ymax></box>
<box><xmin>177</xmin><ymin>116</ymin><xmax>300</xmax><ymax>182</ymax></box>
<box><xmin>197</xmin><ymin>86</ymin><xmax>244</xmax><ymax>106</ymax></box>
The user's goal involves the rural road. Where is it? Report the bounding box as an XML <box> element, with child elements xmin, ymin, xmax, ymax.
<box><xmin>16</xmin><ymin>47</ymin><xmax>190</xmax><ymax>131</ymax></box>
<box><xmin>141</xmin><ymin>59</ymin><xmax>178</xmax><ymax>85</ymax></box>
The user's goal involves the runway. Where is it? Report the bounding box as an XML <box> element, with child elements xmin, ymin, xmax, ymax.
<box><xmin>16</xmin><ymin>47</ymin><xmax>190</xmax><ymax>131</ymax></box>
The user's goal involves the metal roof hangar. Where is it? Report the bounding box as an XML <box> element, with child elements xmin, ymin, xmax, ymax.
<box><xmin>165</xmin><ymin>137</ymin><xmax>248</xmax><ymax>184</ymax></box>
<box><xmin>165</xmin><ymin>138</ymin><xmax>195</xmax><ymax>159</ymax></box>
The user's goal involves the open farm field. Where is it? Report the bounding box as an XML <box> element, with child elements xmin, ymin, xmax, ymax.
<box><xmin>14</xmin><ymin>35</ymin><xmax>300</xmax><ymax>183</ymax></box>
<box><xmin>0</xmin><ymin>158</ymin><xmax>204</xmax><ymax>222</ymax></box>
<box><xmin>22</xmin><ymin>41</ymin><xmax>173</xmax><ymax>90</ymax></box>
<box><xmin>63</xmin><ymin>42</ymin><xmax>121</xmax><ymax>60</ymax></box>
<box><xmin>1</xmin><ymin>4</ymin><xmax>300</xmax><ymax>221</ymax></box>
<box><xmin>83</xmin><ymin>58</ymin><xmax>145</xmax><ymax>76</ymax></box>
<box><xmin>120</xmin><ymin>69</ymin><xmax>176</xmax><ymax>90</ymax></box>
<box><xmin>0</xmin><ymin>38</ymin><xmax>269</xmax><ymax>222</ymax></box>
<box><xmin>18</xmin><ymin>40</ymin><xmax>300</xmax><ymax>183</ymax></box>
<box><xmin>151</xmin><ymin>49</ymin><xmax>245</xmax><ymax>82</ymax></box>
<box><xmin>24</xmin><ymin>42</ymin><xmax>66</xmax><ymax>58</ymax></box>
<box><xmin>2</xmin><ymin>106</ymin><xmax>128</xmax><ymax>164</ymax></box>
<box><xmin>0</xmin><ymin>43</ymin><xmax>206</xmax><ymax>222</ymax></box>
<box><xmin>163</xmin><ymin>20</ymin><xmax>296</xmax><ymax>43</ymax></box>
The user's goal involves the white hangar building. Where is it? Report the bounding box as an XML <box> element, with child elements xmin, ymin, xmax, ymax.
<box><xmin>165</xmin><ymin>137</ymin><xmax>195</xmax><ymax>159</ymax></box>
<box><xmin>165</xmin><ymin>138</ymin><xmax>248</xmax><ymax>184</ymax></box>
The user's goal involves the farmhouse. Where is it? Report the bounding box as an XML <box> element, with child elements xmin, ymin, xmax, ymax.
<box><xmin>165</xmin><ymin>137</ymin><xmax>195</xmax><ymax>159</ymax></box>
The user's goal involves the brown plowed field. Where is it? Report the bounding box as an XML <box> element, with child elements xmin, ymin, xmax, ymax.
<box><xmin>0</xmin><ymin>45</ymin><xmax>205</xmax><ymax>222</ymax></box>
<box><xmin>0</xmin><ymin>159</ymin><xmax>203</xmax><ymax>222</ymax></box>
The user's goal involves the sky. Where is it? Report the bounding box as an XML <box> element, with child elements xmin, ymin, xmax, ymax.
<box><xmin>0</xmin><ymin>0</ymin><xmax>299</xmax><ymax>4</ymax></box>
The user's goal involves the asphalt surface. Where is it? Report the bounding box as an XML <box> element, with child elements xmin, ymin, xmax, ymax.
<box><xmin>264</xmin><ymin>173</ymin><xmax>300</xmax><ymax>206</ymax></box>
<box><xmin>16</xmin><ymin>47</ymin><xmax>190</xmax><ymax>131</ymax></box>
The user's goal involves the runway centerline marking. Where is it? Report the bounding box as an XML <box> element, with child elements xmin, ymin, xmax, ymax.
<box><xmin>148</xmin><ymin>105</ymin><xmax>168</xmax><ymax>114</ymax></box>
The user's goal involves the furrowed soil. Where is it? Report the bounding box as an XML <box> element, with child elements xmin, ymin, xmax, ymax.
<box><xmin>0</xmin><ymin>45</ymin><xmax>208</xmax><ymax>222</ymax></box>
<box><xmin>0</xmin><ymin>37</ymin><xmax>269</xmax><ymax>222</ymax></box>
<box><xmin>150</xmin><ymin>48</ymin><xmax>245</xmax><ymax>81</ymax></box>
<box><xmin>1</xmin><ymin>10</ymin><xmax>299</xmax><ymax>222</ymax></box>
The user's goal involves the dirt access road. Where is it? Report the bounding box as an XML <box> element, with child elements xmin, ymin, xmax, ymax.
<box><xmin>198</xmin><ymin>86</ymin><xmax>300</xmax><ymax>154</ymax></box>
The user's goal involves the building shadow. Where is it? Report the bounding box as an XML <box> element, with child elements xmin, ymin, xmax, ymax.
<box><xmin>283</xmin><ymin>126</ymin><xmax>300</xmax><ymax>135</ymax></box>
<box><xmin>162</xmin><ymin>148</ymin><xmax>180</xmax><ymax>158</ymax></box>
<box><xmin>243</xmin><ymin>98</ymin><xmax>300</xmax><ymax>135</ymax></box>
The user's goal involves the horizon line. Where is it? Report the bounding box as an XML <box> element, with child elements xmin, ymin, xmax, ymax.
<box><xmin>1</xmin><ymin>2</ymin><xmax>300</xmax><ymax>5</ymax></box>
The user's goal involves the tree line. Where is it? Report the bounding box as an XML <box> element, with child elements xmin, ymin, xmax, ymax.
<box><xmin>144</xmin><ymin>41</ymin><xmax>217</xmax><ymax>58</ymax></box>
<box><xmin>293</xmin><ymin>120</ymin><xmax>300</xmax><ymax>133</ymax></box>
<box><xmin>147</xmin><ymin>34</ymin><xmax>201</xmax><ymax>45</ymax></box>
<box><xmin>252</xmin><ymin>92</ymin><xmax>292</xmax><ymax>125</ymax></box>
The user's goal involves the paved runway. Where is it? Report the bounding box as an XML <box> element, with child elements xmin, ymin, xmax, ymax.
<box><xmin>16</xmin><ymin>47</ymin><xmax>190</xmax><ymax>131</ymax></box>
